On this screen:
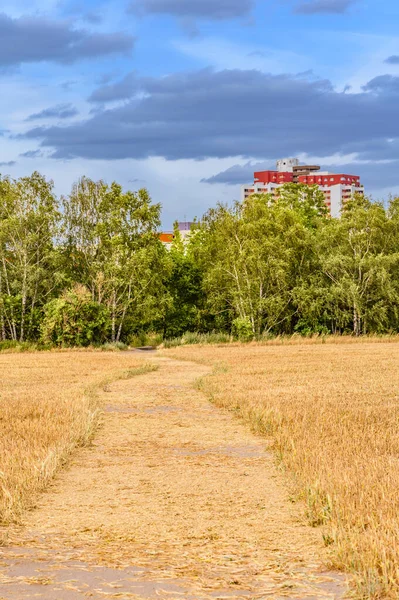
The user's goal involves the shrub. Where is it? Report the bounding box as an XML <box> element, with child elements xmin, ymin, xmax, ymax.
<box><xmin>163</xmin><ymin>337</ymin><xmax>183</xmax><ymax>348</ymax></box>
<box><xmin>101</xmin><ymin>342</ymin><xmax>128</xmax><ymax>351</ymax></box>
<box><xmin>163</xmin><ymin>331</ymin><xmax>232</xmax><ymax>348</ymax></box>
<box><xmin>232</xmin><ymin>317</ymin><xmax>254</xmax><ymax>342</ymax></box>
<box><xmin>294</xmin><ymin>319</ymin><xmax>330</xmax><ymax>337</ymax></box>
<box><xmin>0</xmin><ymin>340</ymin><xmax>38</xmax><ymax>353</ymax></box>
<box><xmin>128</xmin><ymin>331</ymin><xmax>163</xmax><ymax>348</ymax></box>
<box><xmin>41</xmin><ymin>284</ymin><xmax>110</xmax><ymax>347</ymax></box>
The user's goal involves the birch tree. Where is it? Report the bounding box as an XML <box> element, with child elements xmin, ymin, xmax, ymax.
<box><xmin>62</xmin><ymin>178</ymin><xmax>169</xmax><ymax>342</ymax></box>
<box><xmin>197</xmin><ymin>193</ymin><xmax>316</xmax><ymax>336</ymax></box>
<box><xmin>313</xmin><ymin>195</ymin><xmax>399</xmax><ymax>334</ymax></box>
<box><xmin>0</xmin><ymin>172</ymin><xmax>60</xmax><ymax>341</ymax></box>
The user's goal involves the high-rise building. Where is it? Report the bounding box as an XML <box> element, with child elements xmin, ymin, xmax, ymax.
<box><xmin>241</xmin><ymin>158</ymin><xmax>364</xmax><ymax>217</ymax></box>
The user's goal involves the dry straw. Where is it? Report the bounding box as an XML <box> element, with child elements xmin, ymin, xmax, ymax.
<box><xmin>166</xmin><ymin>339</ymin><xmax>399</xmax><ymax>599</ymax></box>
<box><xmin>0</xmin><ymin>351</ymin><xmax>149</xmax><ymax>525</ymax></box>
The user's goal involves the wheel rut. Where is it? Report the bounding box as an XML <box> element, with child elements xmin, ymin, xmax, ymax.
<box><xmin>0</xmin><ymin>356</ymin><xmax>348</xmax><ymax>599</ymax></box>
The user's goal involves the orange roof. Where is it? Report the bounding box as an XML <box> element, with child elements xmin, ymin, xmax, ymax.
<box><xmin>159</xmin><ymin>233</ymin><xmax>174</xmax><ymax>243</ymax></box>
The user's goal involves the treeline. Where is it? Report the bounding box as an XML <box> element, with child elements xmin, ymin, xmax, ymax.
<box><xmin>1</xmin><ymin>172</ymin><xmax>399</xmax><ymax>347</ymax></box>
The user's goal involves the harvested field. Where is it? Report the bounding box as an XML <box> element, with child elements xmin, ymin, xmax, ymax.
<box><xmin>0</xmin><ymin>353</ymin><xmax>347</xmax><ymax>599</ymax></box>
<box><xmin>0</xmin><ymin>350</ymin><xmax>151</xmax><ymax>525</ymax></box>
<box><xmin>164</xmin><ymin>341</ymin><xmax>399</xmax><ymax>599</ymax></box>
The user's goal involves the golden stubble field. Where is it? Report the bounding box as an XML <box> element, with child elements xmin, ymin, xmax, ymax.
<box><xmin>0</xmin><ymin>350</ymin><xmax>148</xmax><ymax>526</ymax></box>
<box><xmin>165</xmin><ymin>340</ymin><xmax>399</xmax><ymax>599</ymax></box>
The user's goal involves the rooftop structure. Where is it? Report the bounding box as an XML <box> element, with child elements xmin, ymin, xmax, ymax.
<box><xmin>159</xmin><ymin>221</ymin><xmax>194</xmax><ymax>249</ymax></box>
<box><xmin>243</xmin><ymin>158</ymin><xmax>364</xmax><ymax>217</ymax></box>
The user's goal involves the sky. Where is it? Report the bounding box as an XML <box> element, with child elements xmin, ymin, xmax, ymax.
<box><xmin>1</xmin><ymin>0</ymin><xmax>399</xmax><ymax>227</ymax></box>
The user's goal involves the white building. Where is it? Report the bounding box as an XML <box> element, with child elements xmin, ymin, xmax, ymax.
<box><xmin>241</xmin><ymin>159</ymin><xmax>364</xmax><ymax>217</ymax></box>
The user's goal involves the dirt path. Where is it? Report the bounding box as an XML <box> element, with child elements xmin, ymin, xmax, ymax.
<box><xmin>0</xmin><ymin>356</ymin><xmax>348</xmax><ymax>599</ymax></box>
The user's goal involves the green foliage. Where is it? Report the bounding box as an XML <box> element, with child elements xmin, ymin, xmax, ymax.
<box><xmin>163</xmin><ymin>337</ymin><xmax>183</xmax><ymax>348</ymax></box>
<box><xmin>101</xmin><ymin>342</ymin><xmax>129</xmax><ymax>351</ymax></box>
<box><xmin>163</xmin><ymin>331</ymin><xmax>232</xmax><ymax>348</ymax></box>
<box><xmin>232</xmin><ymin>317</ymin><xmax>254</xmax><ymax>341</ymax></box>
<box><xmin>195</xmin><ymin>193</ymin><xmax>316</xmax><ymax>336</ymax></box>
<box><xmin>0</xmin><ymin>172</ymin><xmax>62</xmax><ymax>342</ymax></box>
<box><xmin>62</xmin><ymin>178</ymin><xmax>170</xmax><ymax>343</ymax></box>
<box><xmin>2</xmin><ymin>174</ymin><xmax>399</xmax><ymax>346</ymax></box>
<box><xmin>159</xmin><ymin>224</ymin><xmax>204</xmax><ymax>338</ymax></box>
<box><xmin>128</xmin><ymin>331</ymin><xmax>163</xmax><ymax>347</ymax></box>
<box><xmin>41</xmin><ymin>285</ymin><xmax>110</xmax><ymax>347</ymax></box>
<box><xmin>181</xmin><ymin>331</ymin><xmax>232</xmax><ymax>345</ymax></box>
<box><xmin>0</xmin><ymin>340</ymin><xmax>39</xmax><ymax>352</ymax></box>
<box><xmin>294</xmin><ymin>319</ymin><xmax>329</xmax><ymax>336</ymax></box>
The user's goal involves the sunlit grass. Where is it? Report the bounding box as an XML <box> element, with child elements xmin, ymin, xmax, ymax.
<box><xmin>165</xmin><ymin>340</ymin><xmax>399</xmax><ymax>599</ymax></box>
<box><xmin>0</xmin><ymin>351</ymin><xmax>148</xmax><ymax>525</ymax></box>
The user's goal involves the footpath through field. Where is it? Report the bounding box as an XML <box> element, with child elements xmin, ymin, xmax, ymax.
<box><xmin>0</xmin><ymin>355</ymin><xmax>348</xmax><ymax>599</ymax></box>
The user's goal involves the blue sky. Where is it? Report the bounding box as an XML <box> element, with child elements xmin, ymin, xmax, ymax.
<box><xmin>1</xmin><ymin>0</ymin><xmax>399</xmax><ymax>226</ymax></box>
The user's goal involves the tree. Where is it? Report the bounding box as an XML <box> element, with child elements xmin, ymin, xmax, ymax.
<box><xmin>0</xmin><ymin>172</ymin><xmax>61</xmax><ymax>341</ymax></box>
<box><xmin>62</xmin><ymin>178</ymin><xmax>170</xmax><ymax>342</ymax></box>
<box><xmin>273</xmin><ymin>182</ymin><xmax>328</xmax><ymax>226</ymax></box>
<box><xmin>159</xmin><ymin>222</ymin><xmax>204</xmax><ymax>338</ymax></box>
<box><xmin>314</xmin><ymin>195</ymin><xmax>398</xmax><ymax>335</ymax></box>
<box><xmin>41</xmin><ymin>284</ymin><xmax>110</xmax><ymax>347</ymax></box>
<box><xmin>196</xmin><ymin>189</ymin><xmax>318</xmax><ymax>336</ymax></box>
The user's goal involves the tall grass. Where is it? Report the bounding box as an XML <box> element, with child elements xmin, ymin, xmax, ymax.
<box><xmin>163</xmin><ymin>331</ymin><xmax>233</xmax><ymax>348</ymax></box>
<box><xmin>128</xmin><ymin>332</ymin><xmax>164</xmax><ymax>348</ymax></box>
<box><xmin>0</xmin><ymin>351</ymin><xmax>148</xmax><ymax>525</ymax></box>
<box><xmin>165</xmin><ymin>341</ymin><xmax>399</xmax><ymax>599</ymax></box>
<box><xmin>163</xmin><ymin>331</ymin><xmax>399</xmax><ymax>349</ymax></box>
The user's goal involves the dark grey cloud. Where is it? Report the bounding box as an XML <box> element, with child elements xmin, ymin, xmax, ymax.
<box><xmin>84</xmin><ymin>12</ymin><xmax>103</xmax><ymax>24</ymax></box>
<box><xmin>89</xmin><ymin>71</ymin><xmax>138</xmax><ymax>102</ymax></box>
<box><xmin>21</xmin><ymin>68</ymin><xmax>399</xmax><ymax>164</ymax></box>
<box><xmin>0</xmin><ymin>13</ymin><xmax>134</xmax><ymax>66</ymax></box>
<box><xmin>60</xmin><ymin>80</ymin><xmax>79</xmax><ymax>90</ymax></box>
<box><xmin>362</xmin><ymin>75</ymin><xmax>399</xmax><ymax>94</ymax></box>
<box><xmin>25</xmin><ymin>103</ymin><xmax>79</xmax><ymax>121</ymax></box>
<box><xmin>128</xmin><ymin>0</ymin><xmax>253</xmax><ymax>20</ymax></box>
<box><xmin>0</xmin><ymin>160</ymin><xmax>16</xmax><ymax>167</ymax></box>
<box><xmin>20</xmin><ymin>150</ymin><xmax>43</xmax><ymax>158</ymax></box>
<box><xmin>295</xmin><ymin>0</ymin><xmax>356</xmax><ymax>14</ymax></box>
<box><xmin>202</xmin><ymin>161</ymin><xmax>270</xmax><ymax>185</ymax></box>
<box><xmin>385</xmin><ymin>56</ymin><xmax>399</xmax><ymax>65</ymax></box>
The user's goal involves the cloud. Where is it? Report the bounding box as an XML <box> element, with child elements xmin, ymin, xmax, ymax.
<box><xmin>88</xmin><ymin>72</ymin><xmax>138</xmax><ymax>102</ymax></box>
<box><xmin>0</xmin><ymin>13</ymin><xmax>134</xmax><ymax>66</ymax></box>
<box><xmin>83</xmin><ymin>12</ymin><xmax>103</xmax><ymax>24</ymax></box>
<box><xmin>21</xmin><ymin>68</ymin><xmax>399</xmax><ymax>164</ymax></box>
<box><xmin>362</xmin><ymin>75</ymin><xmax>399</xmax><ymax>94</ymax></box>
<box><xmin>295</xmin><ymin>0</ymin><xmax>356</xmax><ymax>14</ymax></box>
<box><xmin>25</xmin><ymin>103</ymin><xmax>79</xmax><ymax>121</ymax></box>
<box><xmin>19</xmin><ymin>150</ymin><xmax>43</xmax><ymax>158</ymax></box>
<box><xmin>247</xmin><ymin>50</ymin><xmax>267</xmax><ymax>58</ymax></box>
<box><xmin>384</xmin><ymin>55</ymin><xmax>399</xmax><ymax>65</ymax></box>
<box><xmin>0</xmin><ymin>160</ymin><xmax>16</xmax><ymax>167</ymax></box>
<box><xmin>202</xmin><ymin>161</ymin><xmax>270</xmax><ymax>185</ymax></box>
<box><xmin>128</xmin><ymin>0</ymin><xmax>253</xmax><ymax>20</ymax></box>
